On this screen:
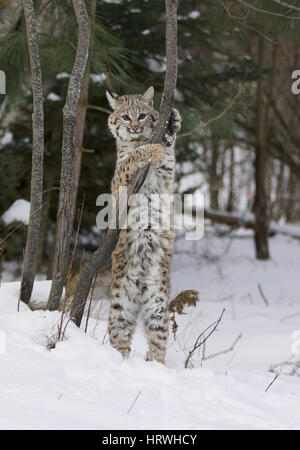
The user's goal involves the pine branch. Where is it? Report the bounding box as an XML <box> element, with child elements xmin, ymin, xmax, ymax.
<box><xmin>178</xmin><ymin>83</ymin><xmax>242</xmax><ymax>139</ymax></box>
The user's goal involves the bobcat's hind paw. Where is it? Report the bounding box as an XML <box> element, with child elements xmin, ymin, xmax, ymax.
<box><xmin>145</xmin><ymin>350</ymin><xmax>165</xmax><ymax>365</ymax></box>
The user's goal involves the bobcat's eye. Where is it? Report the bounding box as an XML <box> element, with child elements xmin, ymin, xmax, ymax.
<box><xmin>122</xmin><ymin>114</ymin><xmax>130</xmax><ymax>121</ymax></box>
<box><xmin>138</xmin><ymin>113</ymin><xmax>146</xmax><ymax>120</ymax></box>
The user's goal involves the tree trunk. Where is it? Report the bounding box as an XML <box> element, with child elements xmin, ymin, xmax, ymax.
<box><xmin>72</xmin><ymin>74</ymin><xmax>88</xmax><ymax>217</ymax></box>
<box><xmin>227</xmin><ymin>146</ymin><xmax>235</xmax><ymax>212</ymax></box>
<box><xmin>37</xmin><ymin>168</ymin><xmax>56</xmax><ymax>272</ymax></box>
<box><xmin>209</xmin><ymin>140</ymin><xmax>220</xmax><ymax>210</ymax></box>
<box><xmin>254</xmin><ymin>38</ymin><xmax>270</xmax><ymax>260</ymax></box>
<box><xmin>286</xmin><ymin>170</ymin><xmax>297</xmax><ymax>222</ymax></box>
<box><xmin>72</xmin><ymin>0</ymin><xmax>97</xmax><ymax>217</ymax></box>
<box><xmin>47</xmin><ymin>0</ymin><xmax>90</xmax><ymax>311</ymax></box>
<box><xmin>70</xmin><ymin>0</ymin><xmax>179</xmax><ymax>327</ymax></box>
<box><xmin>20</xmin><ymin>0</ymin><xmax>44</xmax><ymax>304</ymax></box>
<box><xmin>271</xmin><ymin>160</ymin><xmax>285</xmax><ymax>221</ymax></box>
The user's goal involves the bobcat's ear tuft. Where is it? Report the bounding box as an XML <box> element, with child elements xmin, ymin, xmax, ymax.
<box><xmin>142</xmin><ymin>86</ymin><xmax>154</xmax><ymax>105</ymax></box>
<box><xmin>106</xmin><ymin>90</ymin><xmax>119</xmax><ymax>110</ymax></box>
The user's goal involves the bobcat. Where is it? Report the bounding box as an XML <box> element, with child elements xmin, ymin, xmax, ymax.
<box><xmin>105</xmin><ymin>86</ymin><xmax>181</xmax><ymax>364</ymax></box>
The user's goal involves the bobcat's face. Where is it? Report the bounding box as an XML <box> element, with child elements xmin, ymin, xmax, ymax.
<box><xmin>106</xmin><ymin>87</ymin><xmax>158</xmax><ymax>142</ymax></box>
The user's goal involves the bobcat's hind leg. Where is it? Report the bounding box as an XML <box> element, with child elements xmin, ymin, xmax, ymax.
<box><xmin>142</xmin><ymin>283</ymin><xmax>170</xmax><ymax>365</ymax></box>
<box><xmin>108</xmin><ymin>276</ymin><xmax>140</xmax><ymax>359</ymax></box>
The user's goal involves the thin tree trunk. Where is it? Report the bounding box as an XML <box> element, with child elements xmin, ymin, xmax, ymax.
<box><xmin>209</xmin><ymin>140</ymin><xmax>220</xmax><ymax>210</ymax></box>
<box><xmin>20</xmin><ymin>0</ymin><xmax>44</xmax><ymax>304</ymax></box>
<box><xmin>271</xmin><ymin>160</ymin><xmax>284</xmax><ymax>221</ymax></box>
<box><xmin>37</xmin><ymin>168</ymin><xmax>56</xmax><ymax>272</ymax></box>
<box><xmin>286</xmin><ymin>170</ymin><xmax>297</xmax><ymax>222</ymax></box>
<box><xmin>43</xmin><ymin>126</ymin><xmax>61</xmax><ymax>277</ymax></box>
<box><xmin>254</xmin><ymin>38</ymin><xmax>270</xmax><ymax>260</ymax></box>
<box><xmin>72</xmin><ymin>74</ymin><xmax>88</xmax><ymax>216</ymax></box>
<box><xmin>72</xmin><ymin>0</ymin><xmax>97</xmax><ymax>217</ymax></box>
<box><xmin>47</xmin><ymin>0</ymin><xmax>90</xmax><ymax>311</ymax></box>
<box><xmin>70</xmin><ymin>0</ymin><xmax>179</xmax><ymax>327</ymax></box>
<box><xmin>227</xmin><ymin>146</ymin><xmax>235</xmax><ymax>212</ymax></box>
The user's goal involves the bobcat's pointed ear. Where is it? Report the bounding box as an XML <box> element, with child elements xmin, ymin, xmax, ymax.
<box><xmin>106</xmin><ymin>90</ymin><xmax>119</xmax><ymax>110</ymax></box>
<box><xmin>142</xmin><ymin>86</ymin><xmax>154</xmax><ymax>105</ymax></box>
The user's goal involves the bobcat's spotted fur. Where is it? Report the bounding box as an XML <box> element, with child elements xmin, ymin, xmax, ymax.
<box><xmin>106</xmin><ymin>87</ymin><xmax>181</xmax><ymax>364</ymax></box>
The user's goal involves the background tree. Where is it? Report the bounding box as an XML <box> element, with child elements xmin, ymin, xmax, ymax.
<box><xmin>1</xmin><ymin>0</ymin><xmax>300</xmax><ymax>283</ymax></box>
<box><xmin>47</xmin><ymin>0</ymin><xmax>91</xmax><ymax>311</ymax></box>
<box><xmin>20</xmin><ymin>0</ymin><xmax>44</xmax><ymax>303</ymax></box>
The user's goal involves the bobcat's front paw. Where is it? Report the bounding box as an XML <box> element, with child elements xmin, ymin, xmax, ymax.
<box><xmin>169</xmin><ymin>108</ymin><xmax>182</xmax><ymax>135</ymax></box>
<box><xmin>150</xmin><ymin>144</ymin><xmax>165</xmax><ymax>166</ymax></box>
<box><xmin>163</xmin><ymin>109</ymin><xmax>182</xmax><ymax>147</ymax></box>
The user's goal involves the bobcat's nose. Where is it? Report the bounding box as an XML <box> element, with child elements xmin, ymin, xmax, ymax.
<box><xmin>131</xmin><ymin>122</ymin><xmax>139</xmax><ymax>131</ymax></box>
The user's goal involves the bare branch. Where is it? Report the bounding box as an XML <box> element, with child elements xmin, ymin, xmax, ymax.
<box><xmin>280</xmin><ymin>312</ymin><xmax>300</xmax><ymax>323</ymax></box>
<box><xmin>127</xmin><ymin>391</ymin><xmax>142</xmax><ymax>414</ymax></box>
<box><xmin>270</xmin><ymin>0</ymin><xmax>300</xmax><ymax>12</ymax></box>
<box><xmin>87</xmin><ymin>103</ymin><xmax>111</xmax><ymax>114</ymax></box>
<box><xmin>203</xmin><ymin>333</ymin><xmax>242</xmax><ymax>361</ymax></box>
<box><xmin>185</xmin><ymin>309</ymin><xmax>226</xmax><ymax>369</ymax></box>
<box><xmin>233</xmin><ymin>0</ymin><xmax>300</xmax><ymax>19</ymax></box>
<box><xmin>257</xmin><ymin>283</ymin><xmax>269</xmax><ymax>307</ymax></box>
<box><xmin>265</xmin><ymin>372</ymin><xmax>280</xmax><ymax>392</ymax></box>
<box><xmin>218</xmin><ymin>0</ymin><xmax>277</xmax><ymax>43</ymax></box>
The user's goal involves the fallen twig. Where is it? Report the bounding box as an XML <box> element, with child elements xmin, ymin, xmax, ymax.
<box><xmin>257</xmin><ymin>283</ymin><xmax>269</xmax><ymax>307</ymax></box>
<box><xmin>280</xmin><ymin>312</ymin><xmax>300</xmax><ymax>323</ymax></box>
<box><xmin>203</xmin><ymin>333</ymin><xmax>242</xmax><ymax>361</ymax></box>
<box><xmin>185</xmin><ymin>308</ymin><xmax>226</xmax><ymax>368</ymax></box>
<box><xmin>127</xmin><ymin>390</ymin><xmax>142</xmax><ymax>414</ymax></box>
<box><xmin>265</xmin><ymin>372</ymin><xmax>280</xmax><ymax>392</ymax></box>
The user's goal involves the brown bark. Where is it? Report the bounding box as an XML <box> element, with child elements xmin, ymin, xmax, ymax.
<box><xmin>271</xmin><ymin>160</ymin><xmax>284</xmax><ymax>221</ymax></box>
<box><xmin>227</xmin><ymin>146</ymin><xmax>235</xmax><ymax>212</ymax></box>
<box><xmin>285</xmin><ymin>170</ymin><xmax>297</xmax><ymax>222</ymax></box>
<box><xmin>70</xmin><ymin>0</ymin><xmax>179</xmax><ymax>327</ymax></box>
<box><xmin>37</xmin><ymin>168</ymin><xmax>56</xmax><ymax>272</ymax></box>
<box><xmin>209</xmin><ymin>140</ymin><xmax>220</xmax><ymax>210</ymax></box>
<box><xmin>47</xmin><ymin>0</ymin><xmax>90</xmax><ymax>311</ymax></box>
<box><xmin>20</xmin><ymin>0</ymin><xmax>44</xmax><ymax>304</ymax></box>
<box><xmin>254</xmin><ymin>38</ymin><xmax>270</xmax><ymax>260</ymax></box>
<box><xmin>72</xmin><ymin>0</ymin><xmax>97</xmax><ymax>217</ymax></box>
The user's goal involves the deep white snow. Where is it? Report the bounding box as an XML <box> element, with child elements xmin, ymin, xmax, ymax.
<box><xmin>0</xmin><ymin>230</ymin><xmax>300</xmax><ymax>430</ymax></box>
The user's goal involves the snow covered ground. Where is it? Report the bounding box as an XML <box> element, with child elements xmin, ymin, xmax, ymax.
<box><xmin>0</xmin><ymin>229</ymin><xmax>300</xmax><ymax>430</ymax></box>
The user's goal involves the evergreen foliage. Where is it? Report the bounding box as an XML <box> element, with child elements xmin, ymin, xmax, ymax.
<box><xmin>0</xmin><ymin>0</ymin><xmax>299</xmax><ymax>267</ymax></box>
